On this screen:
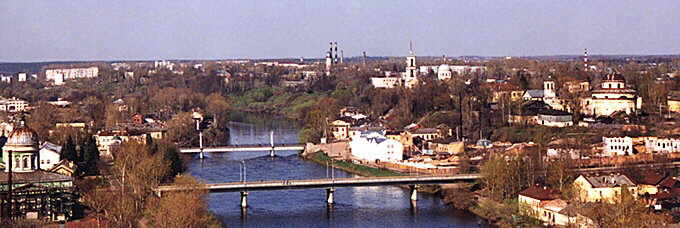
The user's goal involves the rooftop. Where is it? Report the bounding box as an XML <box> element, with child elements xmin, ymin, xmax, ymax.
<box><xmin>582</xmin><ymin>174</ymin><xmax>635</xmax><ymax>188</ymax></box>
<box><xmin>0</xmin><ymin>170</ymin><xmax>72</xmax><ymax>184</ymax></box>
<box><xmin>519</xmin><ymin>185</ymin><xmax>561</xmax><ymax>201</ymax></box>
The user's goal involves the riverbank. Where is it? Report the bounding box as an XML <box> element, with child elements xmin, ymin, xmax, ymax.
<box><xmin>303</xmin><ymin>151</ymin><xmax>403</xmax><ymax>177</ymax></box>
<box><xmin>303</xmin><ymin>151</ymin><xmax>448</xmax><ymax>194</ymax></box>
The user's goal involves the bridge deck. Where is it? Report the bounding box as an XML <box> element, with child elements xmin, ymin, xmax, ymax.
<box><xmin>179</xmin><ymin>144</ymin><xmax>306</xmax><ymax>153</ymax></box>
<box><xmin>156</xmin><ymin>174</ymin><xmax>481</xmax><ymax>193</ymax></box>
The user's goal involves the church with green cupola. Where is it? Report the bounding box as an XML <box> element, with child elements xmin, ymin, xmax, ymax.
<box><xmin>0</xmin><ymin>121</ymin><xmax>75</xmax><ymax>221</ymax></box>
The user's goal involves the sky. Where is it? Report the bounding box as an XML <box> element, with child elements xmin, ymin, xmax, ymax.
<box><xmin>1</xmin><ymin>0</ymin><xmax>679</xmax><ymax>62</ymax></box>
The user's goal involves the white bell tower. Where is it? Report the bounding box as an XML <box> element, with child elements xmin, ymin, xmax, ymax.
<box><xmin>544</xmin><ymin>76</ymin><xmax>556</xmax><ymax>99</ymax></box>
<box><xmin>405</xmin><ymin>41</ymin><xmax>417</xmax><ymax>79</ymax></box>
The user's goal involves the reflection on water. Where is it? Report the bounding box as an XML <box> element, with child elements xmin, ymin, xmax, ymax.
<box><xmin>186</xmin><ymin>116</ymin><xmax>486</xmax><ymax>227</ymax></box>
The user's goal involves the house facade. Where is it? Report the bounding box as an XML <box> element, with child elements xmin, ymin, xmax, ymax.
<box><xmin>573</xmin><ymin>174</ymin><xmax>637</xmax><ymax>203</ymax></box>
<box><xmin>602</xmin><ymin>136</ymin><xmax>633</xmax><ymax>156</ymax></box>
<box><xmin>349</xmin><ymin>131</ymin><xmax>403</xmax><ymax>162</ymax></box>
<box><xmin>645</xmin><ymin>137</ymin><xmax>680</xmax><ymax>153</ymax></box>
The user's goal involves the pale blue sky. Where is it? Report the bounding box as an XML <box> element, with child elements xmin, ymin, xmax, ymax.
<box><xmin>1</xmin><ymin>0</ymin><xmax>679</xmax><ymax>62</ymax></box>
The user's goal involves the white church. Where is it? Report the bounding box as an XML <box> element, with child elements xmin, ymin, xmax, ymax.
<box><xmin>582</xmin><ymin>73</ymin><xmax>642</xmax><ymax>116</ymax></box>
<box><xmin>371</xmin><ymin>44</ymin><xmax>419</xmax><ymax>89</ymax></box>
<box><xmin>524</xmin><ymin>72</ymin><xmax>642</xmax><ymax>117</ymax></box>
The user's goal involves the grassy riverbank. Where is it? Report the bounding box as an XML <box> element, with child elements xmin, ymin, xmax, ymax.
<box><xmin>305</xmin><ymin>151</ymin><xmax>403</xmax><ymax>177</ymax></box>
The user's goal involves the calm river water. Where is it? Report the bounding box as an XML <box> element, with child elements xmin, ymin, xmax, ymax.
<box><xmin>185</xmin><ymin>115</ymin><xmax>487</xmax><ymax>227</ymax></box>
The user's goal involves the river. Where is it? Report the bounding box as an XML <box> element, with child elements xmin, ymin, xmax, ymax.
<box><xmin>185</xmin><ymin>115</ymin><xmax>487</xmax><ymax>227</ymax></box>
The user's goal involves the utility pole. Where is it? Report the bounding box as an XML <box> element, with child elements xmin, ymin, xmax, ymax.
<box><xmin>193</xmin><ymin>111</ymin><xmax>205</xmax><ymax>159</ymax></box>
<box><xmin>6</xmin><ymin>150</ymin><xmax>12</xmax><ymax>220</ymax></box>
<box><xmin>241</xmin><ymin>160</ymin><xmax>247</xmax><ymax>182</ymax></box>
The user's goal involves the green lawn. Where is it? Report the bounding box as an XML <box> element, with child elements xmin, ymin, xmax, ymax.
<box><xmin>308</xmin><ymin>152</ymin><xmax>403</xmax><ymax>177</ymax></box>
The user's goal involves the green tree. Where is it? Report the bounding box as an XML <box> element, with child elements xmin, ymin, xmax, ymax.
<box><xmin>82</xmin><ymin>136</ymin><xmax>101</xmax><ymax>175</ymax></box>
<box><xmin>161</xmin><ymin>142</ymin><xmax>184</xmax><ymax>180</ymax></box>
<box><xmin>61</xmin><ymin>136</ymin><xmax>78</xmax><ymax>162</ymax></box>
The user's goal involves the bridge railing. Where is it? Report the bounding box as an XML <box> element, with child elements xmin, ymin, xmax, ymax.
<box><xmin>179</xmin><ymin>143</ymin><xmax>306</xmax><ymax>150</ymax></box>
<box><xmin>155</xmin><ymin>174</ymin><xmax>482</xmax><ymax>192</ymax></box>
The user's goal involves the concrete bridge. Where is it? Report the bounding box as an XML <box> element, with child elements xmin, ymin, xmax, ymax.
<box><xmin>179</xmin><ymin>143</ymin><xmax>306</xmax><ymax>154</ymax></box>
<box><xmin>182</xmin><ymin>130</ymin><xmax>306</xmax><ymax>158</ymax></box>
<box><xmin>154</xmin><ymin>174</ymin><xmax>481</xmax><ymax>208</ymax></box>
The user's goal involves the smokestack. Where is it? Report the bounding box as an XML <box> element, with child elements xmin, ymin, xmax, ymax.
<box><xmin>334</xmin><ymin>42</ymin><xmax>339</xmax><ymax>63</ymax></box>
<box><xmin>363</xmin><ymin>51</ymin><xmax>367</xmax><ymax>65</ymax></box>
<box><xmin>584</xmin><ymin>48</ymin><xmax>589</xmax><ymax>70</ymax></box>
<box><xmin>340</xmin><ymin>50</ymin><xmax>344</xmax><ymax>64</ymax></box>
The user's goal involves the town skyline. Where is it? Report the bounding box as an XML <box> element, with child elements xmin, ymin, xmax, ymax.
<box><xmin>2</xmin><ymin>0</ymin><xmax>680</xmax><ymax>62</ymax></box>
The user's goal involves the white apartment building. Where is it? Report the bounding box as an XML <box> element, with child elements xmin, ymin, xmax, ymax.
<box><xmin>645</xmin><ymin>137</ymin><xmax>680</xmax><ymax>153</ymax></box>
<box><xmin>1</xmin><ymin>75</ymin><xmax>11</xmax><ymax>83</ymax></box>
<box><xmin>349</xmin><ymin>131</ymin><xmax>404</xmax><ymax>162</ymax></box>
<box><xmin>0</xmin><ymin>97</ymin><xmax>29</xmax><ymax>112</ymax></box>
<box><xmin>602</xmin><ymin>136</ymin><xmax>633</xmax><ymax>156</ymax></box>
<box><xmin>154</xmin><ymin>60</ymin><xmax>175</xmax><ymax>70</ymax></box>
<box><xmin>18</xmin><ymin>73</ymin><xmax>27</xmax><ymax>82</ymax></box>
<box><xmin>371</xmin><ymin>76</ymin><xmax>401</xmax><ymax>88</ymax></box>
<box><xmin>45</xmin><ymin>66</ymin><xmax>99</xmax><ymax>81</ymax></box>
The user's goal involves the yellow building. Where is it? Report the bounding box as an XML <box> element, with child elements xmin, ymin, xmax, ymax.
<box><xmin>668</xmin><ymin>95</ymin><xmax>680</xmax><ymax>113</ymax></box>
<box><xmin>428</xmin><ymin>140</ymin><xmax>464</xmax><ymax>155</ymax></box>
<box><xmin>405</xmin><ymin>128</ymin><xmax>441</xmax><ymax>141</ymax></box>
<box><xmin>518</xmin><ymin>186</ymin><xmax>593</xmax><ymax>227</ymax></box>
<box><xmin>330</xmin><ymin>119</ymin><xmax>351</xmax><ymax>140</ymax></box>
<box><xmin>573</xmin><ymin>174</ymin><xmax>637</xmax><ymax>203</ymax></box>
<box><xmin>56</xmin><ymin>122</ymin><xmax>87</xmax><ymax>129</ymax></box>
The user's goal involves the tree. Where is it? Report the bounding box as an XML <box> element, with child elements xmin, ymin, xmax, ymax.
<box><xmin>166</xmin><ymin>112</ymin><xmax>197</xmax><ymax>146</ymax></box>
<box><xmin>581</xmin><ymin>188</ymin><xmax>671</xmax><ymax>227</ymax></box>
<box><xmin>204</xmin><ymin>92</ymin><xmax>230</xmax><ymax>116</ymax></box>
<box><xmin>159</xmin><ymin>140</ymin><xmax>184</xmax><ymax>180</ymax></box>
<box><xmin>144</xmin><ymin>175</ymin><xmax>221</xmax><ymax>228</ymax></box>
<box><xmin>61</xmin><ymin>136</ymin><xmax>78</xmax><ymax>162</ymax></box>
<box><xmin>82</xmin><ymin>136</ymin><xmax>101</xmax><ymax>175</ymax></box>
<box><xmin>27</xmin><ymin>103</ymin><xmax>58</xmax><ymax>141</ymax></box>
<box><xmin>480</xmin><ymin>154</ymin><xmax>530</xmax><ymax>201</ymax></box>
<box><xmin>82</xmin><ymin>187</ymin><xmax>113</xmax><ymax>227</ymax></box>
<box><xmin>545</xmin><ymin>155</ymin><xmax>575</xmax><ymax>193</ymax></box>
<box><xmin>105</xmin><ymin>141</ymin><xmax>169</xmax><ymax>227</ymax></box>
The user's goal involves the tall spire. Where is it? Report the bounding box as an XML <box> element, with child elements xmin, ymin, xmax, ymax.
<box><xmin>409</xmin><ymin>41</ymin><xmax>414</xmax><ymax>55</ymax></box>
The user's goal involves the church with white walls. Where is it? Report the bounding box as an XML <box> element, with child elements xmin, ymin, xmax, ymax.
<box><xmin>371</xmin><ymin>43</ymin><xmax>419</xmax><ymax>89</ymax></box>
<box><xmin>582</xmin><ymin>73</ymin><xmax>642</xmax><ymax>116</ymax></box>
<box><xmin>526</xmin><ymin>72</ymin><xmax>642</xmax><ymax>118</ymax></box>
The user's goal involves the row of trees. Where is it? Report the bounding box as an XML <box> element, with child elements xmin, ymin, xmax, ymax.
<box><xmin>82</xmin><ymin>142</ymin><xmax>218</xmax><ymax>228</ymax></box>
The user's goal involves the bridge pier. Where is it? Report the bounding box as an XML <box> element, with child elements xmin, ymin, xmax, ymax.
<box><xmin>326</xmin><ymin>188</ymin><xmax>335</xmax><ymax>205</ymax></box>
<box><xmin>269</xmin><ymin>131</ymin><xmax>275</xmax><ymax>157</ymax></box>
<box><xmin>409</xmin><ymin>185</ymin><xmax>418</xmax><ymax>205</ymax></box>
<box><xmin>240</xmin><ymin>191</ymin><xmax>249</xmax><ymax>208</ymax></box>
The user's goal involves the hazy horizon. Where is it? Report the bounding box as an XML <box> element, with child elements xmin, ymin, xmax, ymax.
<box><xmin>2</xmin><ymin>0</ymin><xmax>680</xmax><ymax>62</ymax></box>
